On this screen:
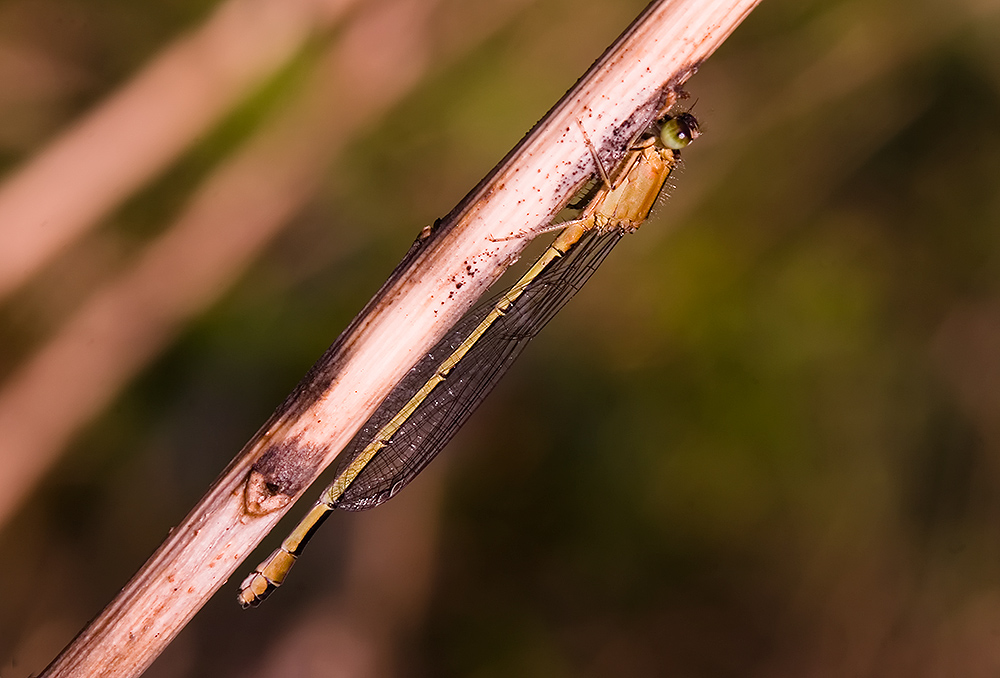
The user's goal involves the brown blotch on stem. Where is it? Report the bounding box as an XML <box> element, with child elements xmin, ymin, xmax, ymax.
<box><xmin>243</xmin><ymin>437</ymin><xmax>326</xmax><ymax>516</ymax></box>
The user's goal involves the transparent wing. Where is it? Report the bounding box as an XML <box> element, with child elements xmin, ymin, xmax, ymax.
<box><xmin>333</xmin><ymin>228</ymin><xmax>624</xmax><ymax>511</ymax></box>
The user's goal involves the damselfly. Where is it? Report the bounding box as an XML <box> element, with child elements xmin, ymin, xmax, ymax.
<box><xmin>238</xmin><ymin>111</ymin><xmax>701</xmax><ymax>608</ymax></box>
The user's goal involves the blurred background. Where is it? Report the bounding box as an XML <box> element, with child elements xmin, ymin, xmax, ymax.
<box><xmin>2</xmin><ymin>0</ymin><xmax>1000</xmax><ymax>675</ymax></box>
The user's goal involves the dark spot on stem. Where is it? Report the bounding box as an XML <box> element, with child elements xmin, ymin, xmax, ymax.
<box><xmin>243</xmin><ymin>436</ymin><xmax>326</xmax><ymax>516</ymax></box>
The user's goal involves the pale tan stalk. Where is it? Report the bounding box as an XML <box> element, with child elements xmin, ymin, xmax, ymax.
<box><xmin>39</xmin><ymin>1</ymin><xmax>762</xmax><ymax>676</ymax></box>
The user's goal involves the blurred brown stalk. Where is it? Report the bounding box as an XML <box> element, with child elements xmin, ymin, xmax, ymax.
<box><xmin>0</xmin><ymin>0</ymin><xmax>361</xmax><ymax>302</ymax></box>
<box><xmin>0</xmin><ymin>0</ymin><xmax>362</xmax><ymax>527</ymax></box>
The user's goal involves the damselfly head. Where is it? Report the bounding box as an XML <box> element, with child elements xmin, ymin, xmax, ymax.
<box><xmin>659</xmin><ymin>112</ymin><xmax>701</xmax><ymax>151</ymax></box>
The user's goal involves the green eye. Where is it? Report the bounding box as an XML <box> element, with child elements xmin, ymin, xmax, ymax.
<box><xmin>659</xmin><ymin>113</ymin><xmax>700</xmax><ymax>150</ymax></box>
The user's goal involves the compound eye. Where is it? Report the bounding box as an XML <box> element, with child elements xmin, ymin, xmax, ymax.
<box><xmin>659</xmin><ymin>113</ymin><xmax>701</xmax><ymax>150</ymax></box>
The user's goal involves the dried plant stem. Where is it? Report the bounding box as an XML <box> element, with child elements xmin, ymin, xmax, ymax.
<box><xmin>40</xmin><ymin>1</ymin><xmax>761</xmax><ymax>676</ymax></box>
